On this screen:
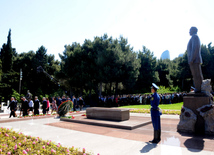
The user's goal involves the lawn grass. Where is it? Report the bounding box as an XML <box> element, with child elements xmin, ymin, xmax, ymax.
<box><xmin>120</xmin><ymin>102</ymin><xmax>183</xmax><ymax>111</ymax></box>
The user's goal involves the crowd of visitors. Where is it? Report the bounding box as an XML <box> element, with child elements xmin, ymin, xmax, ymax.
<box><xmin>6</xmin><ymin>89</ymin><xmax>187</xmax><ymax>118</ymax></box>
<box><xmin>98</xmin><ymin>92</ymin><xmax>187</xmax><ymax>107</ymax></box>
<box><xmin>7</xmin><ymin>90</ymin><xmax>85</xmax><ymax>118</ymax></box>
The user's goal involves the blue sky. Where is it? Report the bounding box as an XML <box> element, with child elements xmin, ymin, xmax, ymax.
<box><xmin>0</xmin><ymin>0</ymin><xmax>214</xmax><ymax>60</ymax></box>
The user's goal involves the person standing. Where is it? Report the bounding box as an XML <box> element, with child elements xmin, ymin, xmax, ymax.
<box><xmin>42</xmin><ymin>97</ymin><xmax>47</xmax><ymax>114</ymax></box>
<box><xmin>34</xmin><ymin>96</ymin><xmax>40</xmax><ymax>115</ymax></box>
<box><xmin>56</xmin><ymin>96</ymin><xmax>62</xmax><ymax>107</ymax></box>
<box><xmin>7</xmin><ymin>97</ymin><xmax>16</xmax><ymax>118</ymax></box>
<box><xmin>187</xmin><ymin>27</ymin><xmax>203</xmax><ymax>93</ymax></box>
<box><xmin>149</xmin><ymin>83</ymin><xmax>161</xmax><ymax>143</ymax></box>
<box><xmin>62</xmin><ymin>95</ymin><xmax>66</xmax><ymax>102</ymax></box>
<box><xmin>78</xmin><ymin>97</ymin><xmax>84</xmax><ymax>111</ymax></box>
<box><xmin>14</xmin><ymin>97</ymin><xmax>18</xmax><ymax>117</ymax></box>
<box><xmin>46</xmin><ymin>97</ymin><xmax>50</xmax><ymax>114</ymax></box>
<box><xmin>51</xmin><ymin>97</ymin><xmax>57</xmax><ymax>114</ymax></box>
<box><xmin>22</xmin><ymin>97</ymin><xmax>29</xmax><ymax>116</ymax></box>
<box><xmin>66</xmin><ymin>96</ymin><xmax>71</xmax><ymax>101</ymax></box>
<box><xmin>28</xmin><ymin>98</ymin><xmax>34</xmax><ymax>115</ymax></box>
<box><xmin>72</xmin><ymin>95</ymin><xmax>77</xmax><ymax>111</ymax></box>
<box><xmin>139</xmin><ymin>94</ymin><xmax>142</xmax><ymax>104</ymax></box>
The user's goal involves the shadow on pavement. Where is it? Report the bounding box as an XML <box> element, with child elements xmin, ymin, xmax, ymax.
<box><xmin>184</xmin><ymin>137</ymin><xmax>204</xmax><ymax>152</ymax></box>
<box><xmin>140</xmin><ymin>142</ymin><xmax>157</xmax><ymax>153</ymax></box>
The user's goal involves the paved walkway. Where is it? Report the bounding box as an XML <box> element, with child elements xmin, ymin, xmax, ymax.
<box><xmin>0</xmin><ymin>112</ymin><xmax>213</xmax><ymax>155</ymax></box>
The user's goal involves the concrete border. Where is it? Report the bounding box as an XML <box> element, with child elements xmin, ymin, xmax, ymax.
<box><xmin>60</xmin><ymin>117</ymin><xmax>151</xmax><ymax>130</ymax></box>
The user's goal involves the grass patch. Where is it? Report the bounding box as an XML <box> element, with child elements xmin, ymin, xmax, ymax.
<box><xmin>120</xmin><ymin>102</ymin><xmax>183</xmax><ymax>111</ymax></box>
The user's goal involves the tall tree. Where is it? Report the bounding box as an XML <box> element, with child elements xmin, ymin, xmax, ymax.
<box><xmin>0</xmin><ymin>29</ymin><xmax>14</xmax><ymax>73</ymax></box>
<box><xmin>156</xmin><ymin>59</ymin><xmax>172</xmax><ymax>87</ymax></box>
<box><xmin>135</xmin><ymin>46</ymin><xmax>159</xmax><ymax>93</ymax></box>
<box><xmin>0</xmin><ymin>29</ymin><xmax>18</xmax><ymax>100</ymax></box>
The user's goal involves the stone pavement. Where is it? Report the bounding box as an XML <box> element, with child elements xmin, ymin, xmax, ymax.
<box><xmin>0</xmin><ymin>111</ymin><xmax>214</xmax><ymax>155</ymax></box>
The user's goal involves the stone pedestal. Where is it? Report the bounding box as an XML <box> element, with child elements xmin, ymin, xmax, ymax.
<box><xmin>86</xmin><ymin>107</ymin><xmax>130</xmax><ymax>121</ymax></box>
<box><xmin>182</xmin><ymin>93</ymin><xmax>210</xmax><ymax>134</ymax></box>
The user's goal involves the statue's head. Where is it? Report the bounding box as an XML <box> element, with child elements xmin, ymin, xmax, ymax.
<box><xmin>189</xmin><ymin>27</ymin><xmax>198</xmax><ymax>36</ymax></box>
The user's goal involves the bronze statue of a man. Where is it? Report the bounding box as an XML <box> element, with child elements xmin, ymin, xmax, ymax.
<box><xmin>187</xmin><ymin>27</ymin><xmax>203</xmax><ymax>93</ymax></box>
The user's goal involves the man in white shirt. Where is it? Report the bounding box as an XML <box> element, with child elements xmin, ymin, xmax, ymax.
<box><xmin>28</xmin><ymin>98</ymin><xmax>34</xmax><ymax>115</ymax></box>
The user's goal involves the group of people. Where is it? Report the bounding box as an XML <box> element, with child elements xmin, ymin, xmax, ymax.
<box><xmin>7</xmin><ymin>91</ymin><xmax>85</xmax><ymax>118</ymax></box>
<box><xmin>55</xmin><ymin>95</ymin><xmax>85</xmax><ymax>111</ymax></box>
<box><xmin>98</xmin><ymin>92</ymin><xmax>187</xmax><ymax>107</ymax></box>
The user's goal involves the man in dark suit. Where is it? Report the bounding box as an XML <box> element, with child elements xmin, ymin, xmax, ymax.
<box><xmin>62</xmin><ymin>95</ymin><xmax>66</xmax><ymax>102</ymax></box>
<box><xmin>34</xmin><ymin>96</ymin><xmax>40</xmax><ymax>115</ymax></box>
<box><xmin>72</xmin><ymin>95</ymin><xmax>77</xmax><ymax>111</ymax></box>
<box><xmin>187</xmin><ymin>27</ymin><xmax>203</xmax><ymax>93</ymax></box>
<box><xmin>21</xmin><ymin>97</ymin><xmax>29</xmax><ymax>116</ymax></box>
<box><xmin>8</xmin><ymin>97</ymin><xmax>16</xmax><ymax>118</ymax></box>
<box><xmin>42</xmin><ymin>97</ymin><xmax>47</xmax><ymax>114</ymax></box>
<box><xmin>56</xmin><ymin>96</ymin><xmax>62</xmax><ymax>107</ymax></box>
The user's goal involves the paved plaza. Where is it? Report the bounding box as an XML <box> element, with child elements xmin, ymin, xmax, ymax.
<box><xmin>0</xmin><ymin>111</ymin><xmax>214</xmax><ymax>155</ymax></box>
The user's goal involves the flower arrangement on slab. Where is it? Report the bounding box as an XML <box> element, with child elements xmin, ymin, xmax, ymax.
<box><xmin>0</xmin><ymin>127</ymin><xmax>93</xmax><ymax>154</ymax></box>
<box><xmin>57</xmin><ymin>100</ymin><xmax>73</xmax><ymax>117</ymax></box>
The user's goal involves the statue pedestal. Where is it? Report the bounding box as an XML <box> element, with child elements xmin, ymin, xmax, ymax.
<box><xmin>178</xmin><ymin>93</ymin><xmax>210</xmax><ymax>134</ymax></box>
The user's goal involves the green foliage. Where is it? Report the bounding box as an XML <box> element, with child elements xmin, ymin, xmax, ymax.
<box><xmin>0</xmin><ymin>59</ymin><xmax>2</xmax><ymax>81</ymax></box>
<box><xmin>135</xmin><ymin>46</ymin><xmax>158</xmax><ymax>93</ymax></box>
<box><xmin>59</xmin><ymin>34</ymin><xmax>140</xmax><ymax>96</ymax></box>
<box><xmin>157</xmin><ymin>86</ymin><xmax>176</xmax><ymax>94</ymax></box>
<box><xmin>0</xmin><ymin>29</ymin><xmax>14</xmax><ymax>73</ymax></box>
<box><xmin>11</xmin><ymin>89</ymin><xmax>21</xmax><ymax>103</ymax></box>
<box><xmin>156</xmin><ymin>59</ymin><xmax>172</xmax><ymax>87</ymax></box>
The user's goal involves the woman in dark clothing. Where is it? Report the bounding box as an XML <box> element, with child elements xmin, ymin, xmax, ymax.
<box><xmin>42</xmin><ymin>97</ymin><xmax>47</xmax><ymax>114</ymax></box>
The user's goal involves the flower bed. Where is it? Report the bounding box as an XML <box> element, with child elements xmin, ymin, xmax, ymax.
<box><xmin>0</xmin><ymin>127</ymin><xmax>93</xmax><ymax>155</ymax></box>
<box><xmin>130</xmin><ymin>109</ymin><xmax>180</xmax><ymax>115</ymax></box>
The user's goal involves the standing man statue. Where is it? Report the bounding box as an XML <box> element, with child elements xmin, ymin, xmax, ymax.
<box><xmin>187</xmin><ymin>27</ymin><xmax>203</xmax><ymax>93</ymax></box>
<box><xmin>26</xmin><ymin>90</ymin><xmax>32</xmax><ymax>100</ymax></box>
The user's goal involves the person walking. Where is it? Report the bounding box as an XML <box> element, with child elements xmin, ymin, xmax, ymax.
<box><xmin>7</xmin><ymin>97</ymin><xmax>16</xmax><ymax>118</ymax></box>
<box><xmin>56</xmin><ymin>96</ymin><xmax>62</xmax><ymax>108</ymax></box>
<box><xmin>46</xmin><ymin>97</ymin><xmax>50</xmax><ymax>114</ymax></box>
<box><xmin>72</xmin><ymin>95</ymin><xmax>77</xmax><ymax>111</ymax></box>
<box><xmin>21</xmin><ymin>97</ymin><xmax>29</xmax><ymax>116</ymax></box>
<box><xmin>28</xmin><ymin>98</ymin><xmax>34</xmax><ymax>115</ymax></box>
<box><xmin>62</xmin><ymin>95</ymin><xmax>66</xmax><ymax>102</ymax></box>
<box><xmin>78</xmin><ymin>97</ymin><xmax>84</xmax><ymax>111</ymax></box>
<box><xmin>149</xmin><ymin>83</ymin><xmax>161</xmax><ymax>144</ymax></box>
<box><xmin>14</xmin><ymin>97</ymin><xmax>18</xmax><ymax>117</ymax></box>
<box><xmin>51</xmin><ymin>97</ymin><xmax>57</xmax><ymax>114</ymax></box>
<box><xmin>34</xmin><ymin>96</ymin><xmax>40</xmax><ymax>115</ymax></box>
<box><xmin>42</xmin><ymin>97</ymin><xmax>47</xmax><ymax>114</ymax></box>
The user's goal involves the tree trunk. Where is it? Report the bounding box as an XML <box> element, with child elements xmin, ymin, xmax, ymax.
<box><xmin>110</xmin><ymin>82</ymin><xmax>112</xmax><ymax>95</ymax></box>
<box><xmin>115</xmin><ymin>81</ymin><xmax>118</xmax><ymax>98</ymax></box>
<box><xmin>99</xmin><ymin>82</ymin><xmax>102</xmax><ymax>96</ymax></box>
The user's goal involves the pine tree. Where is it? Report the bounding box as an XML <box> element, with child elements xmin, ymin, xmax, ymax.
<box><xmin>0</xmin><ymin>29</ymin><xmax>13</xmax><ymax>73</ymax></box>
